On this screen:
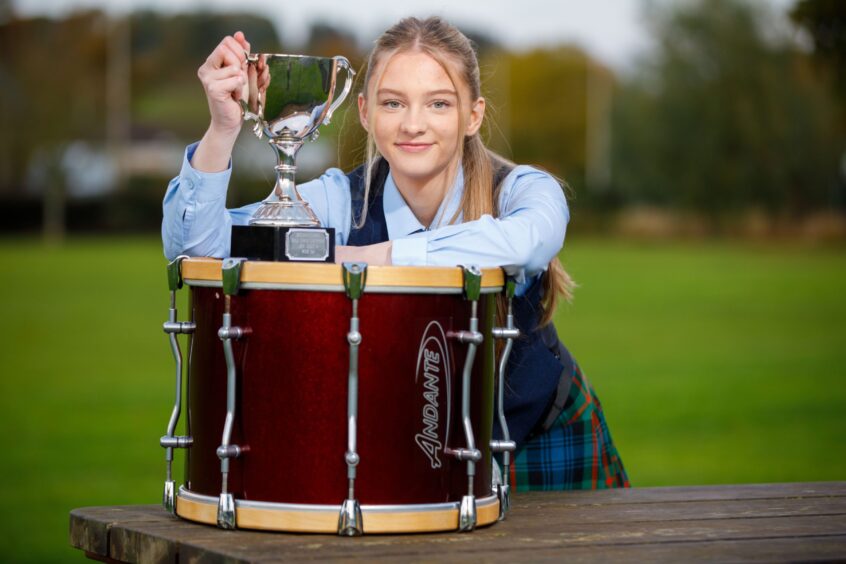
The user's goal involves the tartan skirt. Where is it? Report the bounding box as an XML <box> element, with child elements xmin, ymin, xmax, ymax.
<box><xmin>510</xmin><ymin>362</ymin><xmax>630</xmax><ymax>490</ymax></box>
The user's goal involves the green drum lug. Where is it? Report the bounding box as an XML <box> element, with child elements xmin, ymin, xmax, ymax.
<box><xmin>504</xmin><ymin>277</ymin><xmax>517</xmax><ymax>300</ymax></box>
<box><xmin>342</xmin><ymin>262</ymin><xmax>368</xmax><ymax>300</ymax></box>
<box><xmin>222</xmin><ymin>258</ymin><xmax>247</xmax><ymax>296</ymax></box>
<box><xmin>461</xmin><ymin>265</ymin><xmax>482</xmax><ymax>301</ymax></box>
<box><xmin>166</xmin><ymin>255</ymin><xmax>189</xmax><ymax>292</ymax></box>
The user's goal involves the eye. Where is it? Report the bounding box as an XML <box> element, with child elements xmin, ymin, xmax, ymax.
<box><xmin>382</xmin><ymin>100</ymin><xmax>402</xmax><ymax>109</ymax></box>
<box><xmin>432</xmin><ymin>100</ymin><xmax>451</xmax><ymax>110</ymax></box>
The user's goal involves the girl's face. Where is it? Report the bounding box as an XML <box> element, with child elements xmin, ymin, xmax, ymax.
<box><xmin>358</xmin><ymin>50</ymin><xmax>485</xmax><ymax>188</ymax></box>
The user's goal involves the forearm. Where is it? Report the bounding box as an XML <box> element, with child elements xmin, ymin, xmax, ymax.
<box><xmin>395</xmin><ymin>218</ymin><xmax>560</xmax><ymax>277</ymax></box>
<box><xmin>190</xmin><ymin>125</ymin><xmax>239</xmax><ymax>173</ymax></box>
<box><xmin>335</xmin><ymin>242</ymin><xmax>393</xmax><ymax>265</ymax></box>
<box><xmin>390</xmin><ymin>167</ymin><xmax>569</xmax><ymax>281</ymax></box>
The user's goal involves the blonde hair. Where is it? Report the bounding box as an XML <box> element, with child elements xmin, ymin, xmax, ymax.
<box><xmin>360</xmin><ymin>16</ymin><xmax>574</xmax><ymax>326</ymax></box>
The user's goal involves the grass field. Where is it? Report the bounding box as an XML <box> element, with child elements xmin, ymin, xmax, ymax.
<box><xmin>0</xmin><ymin>236</ymin><xmax>844</xmax><ymax>562</ymax></box>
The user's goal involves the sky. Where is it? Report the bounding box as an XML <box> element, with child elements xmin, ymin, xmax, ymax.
<box><xmin>11</xmin><ymin>0</ymin><xmax>797</xmax><ymax>70</ymax></box>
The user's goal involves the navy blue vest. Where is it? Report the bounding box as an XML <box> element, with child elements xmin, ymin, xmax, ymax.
<box><xmin>346</xmin><ymin>160</ymin><xmax>574</xmax><ymax>448</ymax></box>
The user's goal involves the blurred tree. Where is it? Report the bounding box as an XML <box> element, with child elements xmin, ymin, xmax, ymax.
<box><xmin>791</xmin><ymin>0</ymin><xmax>846</xmax><ymax>100</ymax></box>
<box><xmin>463</xmin><ymin>29</ymin><xmax>501</xmax><ymax>56</ymax></box>
<box><xmin>0</xmin><ymin>0</ymin><xmax>12</xmax><ymax>24</ymax></box>
<box><xmin>0</xmin><ymin>11</ymin><xmax>107</xmax><ymax>191</ymax></box>
<box><xmin>0</xmin><ymin>10</ymin><xmax>282</xmax><ymax>179</ymax></box>
<box><xmin>130</xmin><ymin>11</ymin><xmax>281</xmax><ymax>138</ymax></box>
<box><xmin>306</xmin><ymin>22</ymin><xmax>358</xmax><ymax>58</ymax></box>
<box><xmin>480</xmin><ymin>46</ymin><xmax>607</xmax><ymax>199</ymax></box>
<box><xmin>610</xmin><ymin>0</ymin><xmax>844</xmax><ymax>217</ymax></box>
<box><xmin>0</xmin><ymin>10</ymin><xmax>288</xmax><ymax>232</ymax></box>
<box><xmin>301</xmin><ymin>22</ymin><xmax>366</xmax><ymax>171</ymax></box>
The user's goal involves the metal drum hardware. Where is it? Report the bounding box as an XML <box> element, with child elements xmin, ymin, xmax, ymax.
<box><xmin>490</xmin><ymin>277</ymin><xmax>519</xmax><ymax>520</ymax></box>
<box><xmin>338</xmin><ymin>262</ymin><xmax>367</xmax><ymax>536</ymax></box>
<box><xmin>160</xmin><ymin>255</ymin><xmax>195</xmax><ymax>515</ymax></box>
<box><xmin>216</xmin><ymin>257</ymin><xmax>248</xmax><ymax>530</ymax></box>
<box><xmin>446</xmin><ymin>265</ymin><xmax>484</xmax><ymax>532</ymax></box>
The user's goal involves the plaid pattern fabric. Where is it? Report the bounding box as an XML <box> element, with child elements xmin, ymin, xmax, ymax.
<box><xmin>510</xmin><ymin>363</ymin><xmax>630</xmax><ymax>490</ymax></box>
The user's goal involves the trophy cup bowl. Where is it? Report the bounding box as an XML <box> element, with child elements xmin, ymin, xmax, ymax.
<box><xmin>232</xmin><ymin>53</ymin><xmax>354</xmax><ymax>262</ymax></box>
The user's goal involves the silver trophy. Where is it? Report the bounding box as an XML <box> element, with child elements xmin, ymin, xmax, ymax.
<box><xmin>233</xmin><ymin>53</ymin><xmax>354</xmax><ymax>261</ymax></box>
<box><xmin>241</xmin><ymin>53</ymin><xmax>354</xmax><ymax>226</ymax></box>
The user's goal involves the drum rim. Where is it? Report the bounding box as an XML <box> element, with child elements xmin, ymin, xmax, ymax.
<box><xmin>175</xmin><ymin>485</ymin><xmax>500</xmax><ymax>533</ymax></box>
<box><xmin>178</xmin><ymin>485</ymin><xmax>499</xmax><ymax>514</ymax></box>
<box><xmin>180</xmin><ymin>257</ymin><xmax>505</xmax><ymax>293</ymax></box>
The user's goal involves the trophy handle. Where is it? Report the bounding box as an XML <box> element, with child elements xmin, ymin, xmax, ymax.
<box><xmin>240</xmin><ymin>51</ymin><xmax>264</xmax><ymax>136</ymax></box>
<box><xmin>324</xmin><ymin>57</ymin><xmax>356</xmax><ymax>126</ymax></box>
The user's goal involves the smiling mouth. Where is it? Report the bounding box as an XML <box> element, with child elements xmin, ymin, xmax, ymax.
<box><xmin>396</xmin><ymin>143</ymin><xmax>433</xmax><ymax>152</ymax></box>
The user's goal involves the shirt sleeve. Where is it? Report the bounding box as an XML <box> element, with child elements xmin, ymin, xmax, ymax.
<box><xmin>390</xmin><ymin>166</ymin><xmax>569</xmax><ymax>285</ymax></box>
<box><xmin>161</xmin><ymin>142</ymin><xmax>351</xmax><ymax>259</ymax></box>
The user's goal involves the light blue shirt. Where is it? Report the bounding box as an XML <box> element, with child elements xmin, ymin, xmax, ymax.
<box><xmin>162</xmin><ymin>143</ymin><xmax>570</xmax><ymax>287</ymax></box>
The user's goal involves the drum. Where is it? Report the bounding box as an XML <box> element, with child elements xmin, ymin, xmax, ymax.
<box><xmin>159</xmin><ymin>258</ymin><xmax>514</xmax><ymax>534</ymax></box>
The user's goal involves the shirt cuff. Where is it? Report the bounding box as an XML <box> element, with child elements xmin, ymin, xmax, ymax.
<box><xmin>391</xmin><ymin>236</ymin><xmax>428</xmax><ymax>266</ymax></box>
<box><xmin>181</xmin><ymin>142</ymin><xmax>232</xmax><ymax>202</ymax></box>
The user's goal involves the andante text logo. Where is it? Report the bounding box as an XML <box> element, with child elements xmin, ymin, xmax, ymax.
<box><xmin>414</xmin><ymin>321</ymin><xmax>451</xmax><ymax>468</ymax></box>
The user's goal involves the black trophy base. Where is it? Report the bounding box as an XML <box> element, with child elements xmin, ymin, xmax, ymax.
<box><xmin>231</xmin><ymin>224</ymin><xmax>335</xmax><ymax>263</ymax></box>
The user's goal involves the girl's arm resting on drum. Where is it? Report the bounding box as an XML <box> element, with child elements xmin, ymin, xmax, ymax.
<box><xmin>335</xmin><ymin>241</ymin><xmax>393</xmax><ymax>265</ymax></box>
<box><xmin>391</xmin><ymin>167</ymin><xmax>569</xmax><ymax>283</ymax></box>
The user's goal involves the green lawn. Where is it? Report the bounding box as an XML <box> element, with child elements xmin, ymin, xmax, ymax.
<box><xmin>0</xmin><ymin>237</ymin><xmax>844</xmax><ymax>562</ymax></box>
<box><xmin>554</xmin><ymin>240</ymin><xmax>846</xmax><ymax>487</ymax></box>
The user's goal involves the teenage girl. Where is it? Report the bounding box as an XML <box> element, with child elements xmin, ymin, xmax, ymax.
<box><xmin>162</xmin><ymin>16</ymin><xmax>629</xmax><ymax>490</ymax></box>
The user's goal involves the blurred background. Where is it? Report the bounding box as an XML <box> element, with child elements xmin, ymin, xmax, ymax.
<box><xmin>1</xmin><ymin>0</ymin><xmax>844</xmax><ymax>561</ymax></box>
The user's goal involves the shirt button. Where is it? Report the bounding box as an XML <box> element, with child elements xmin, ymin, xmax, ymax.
<box><xmin>184</xmin><ymin>178</ymin><xmax>194</xmax><ymax>190</ymax></box>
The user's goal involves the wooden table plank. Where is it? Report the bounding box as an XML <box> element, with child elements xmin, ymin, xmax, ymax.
<box><xmin>69</xmin><ymin>483</ymin><xmax>846</xmax><ymax>563</ymax></box>
<box><xmin>71</xmin><ymin>507</ymin><xmax>242</xmax><ymax>564</ymax></box>
<box><xmin>347</xmin><ymin>536</ymin><xmax>846</xmax><ymax>563</ymax></box>
<box><xmin>510</xmin><ymin>496</ymin><xmax>846</xmax><ymax>524</ymax></box>
<box><xmin>171</xmin><ymin>514</ymin><xmax>846</xmax><ymax>562</ymax></box>
<box><xmin>70</xmin><ymin>506</ymin><xmax>174</xmax><ymax>558</ymax></box>
<box><xmin>515</xmin><ymin>481</ymin><xmax>846</xmax><ymax>505</ymax></box>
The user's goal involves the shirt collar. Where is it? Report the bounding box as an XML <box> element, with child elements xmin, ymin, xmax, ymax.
<box><xmin>384</xmin><ymin>166</ymin><xmax>465</xmax><ymax>239</ymax></box>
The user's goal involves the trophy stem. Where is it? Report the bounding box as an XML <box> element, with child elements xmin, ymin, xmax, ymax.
<box><xmin>271</xmin><ymin>136</ymin><xmax>301</xmax><ymax>202</ymax></box>
<box><xmin>249</xmin><ymin>136</ymin><xmax>319</xmax><ymax>227</ymax></box>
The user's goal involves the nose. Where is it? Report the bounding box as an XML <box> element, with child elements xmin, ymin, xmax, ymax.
<box><xmin>400</xmin><ymin>105</ymin><xmax>426</xmax><ymax>136</ymax></box>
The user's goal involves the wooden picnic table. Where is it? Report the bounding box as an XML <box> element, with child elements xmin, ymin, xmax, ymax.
<box><xmin>70</xmin><ymin>481</ymin><xmax>846</xmax><ymax>562</ymax></box>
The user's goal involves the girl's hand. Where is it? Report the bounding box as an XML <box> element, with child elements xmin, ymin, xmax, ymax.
<box><xmin>191</xmin><ymin>32</ymin><xmax>250</xmax><ymax>172</ymax></box>
<box><xmin>335</xmin><ymin>242</ymin><xmax>393</xmax><ymax>265</ymax></box>
<box><xmin>197</xmin><ymin>32</ymin><xmax>251</xmax><ymax>140</ymax></box>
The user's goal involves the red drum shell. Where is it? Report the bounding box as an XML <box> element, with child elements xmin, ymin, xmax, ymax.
<box><xmin>185</xmin><ymin>268</ymin><xmax>496</xmax><ymax>507</ymax></box>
